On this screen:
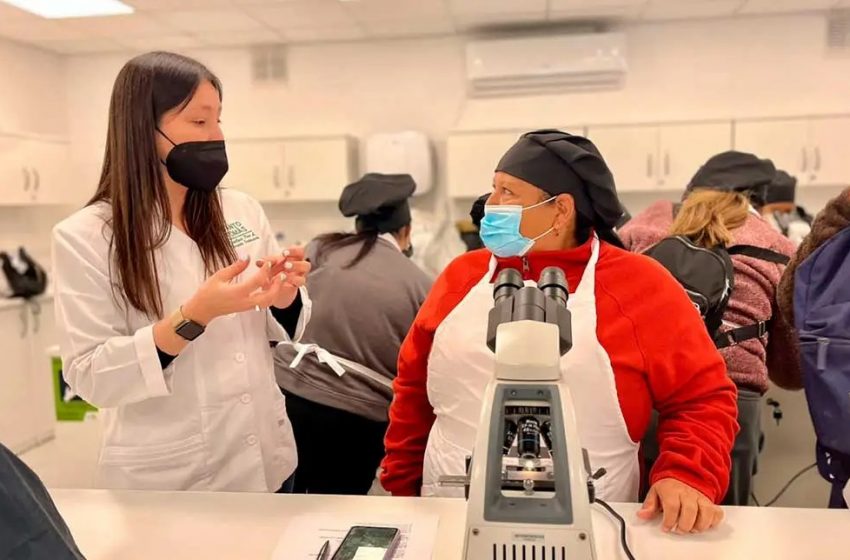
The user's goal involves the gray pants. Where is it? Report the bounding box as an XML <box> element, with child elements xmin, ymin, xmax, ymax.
<box><xmin>641</xmin><ymin>389</ymin><xmax>762</xmax><ymax>506</ymax></box>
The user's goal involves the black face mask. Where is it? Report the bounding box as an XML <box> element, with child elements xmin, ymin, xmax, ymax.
<box><xmin>402</xmin><ymin>244</ymin><xmax>414</xmax><ymax>258</ymax></box>
<box><xmin>157</xmin><ymin>129</ymin><xmax>228</xmax><ymax>193</ymax></box>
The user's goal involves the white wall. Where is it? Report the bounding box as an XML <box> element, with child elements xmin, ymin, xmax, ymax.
<box><xmin>0</xmin><ymin>38</ymin><xmax>69</xmax><ymax>268</ymax></box>
<box><xmin>50</xmin><ymin>12</ymin><xmax>850</xmax><ymax>249</ymax></box>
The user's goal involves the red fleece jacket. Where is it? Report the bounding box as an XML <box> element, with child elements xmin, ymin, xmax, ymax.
<box><xmin>380</xmin><ymin>239</ymin><xmax>739</xmax><ymax>503</ymax></box>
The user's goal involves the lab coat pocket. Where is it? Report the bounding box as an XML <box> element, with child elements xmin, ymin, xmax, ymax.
<box><xmin>98</xmin><ymin>434</ymin><xmax>211</xmax><ymax>491</ymax></box>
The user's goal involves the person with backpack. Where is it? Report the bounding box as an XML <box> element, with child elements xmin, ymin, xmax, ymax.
<box><xmin>619</xmin><ymin>151</ymin><xmax>797</xmax><ymax>505</ymax></box>
<box><xmin>761</xmin><ymin>170</ymin><xmax>814</xmax><ymax>247</ymax></box>
<box><xmin>776</xmin><ymin>187</ymin><xmax>850</xmax><ymax>509</ymax></box>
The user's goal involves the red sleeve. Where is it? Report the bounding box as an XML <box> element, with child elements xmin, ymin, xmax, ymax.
<box><xmin>380</xmin><ymin>250</ymin><xmax>491</xmax><ymax>496</ymax></box>
<box><xmin>598</xmin><ymin>248</ymin><xmax>739</xmax><ymax>503</ymax></box>
<box><xmin>636</xmin><ymin>260</ymin><xmax>738</xmax><ymax>503</ymax></box>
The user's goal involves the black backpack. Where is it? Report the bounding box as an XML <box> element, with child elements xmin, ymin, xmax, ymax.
<box><xmin>644</xmin><ymin>236</ymin><xmax>789</xmax><ymax>349</ymax></box>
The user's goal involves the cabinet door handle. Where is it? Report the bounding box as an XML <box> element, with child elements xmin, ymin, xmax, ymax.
<box><xmin>273</xmin><ymin>166</ymin><xmax>280</xmax><ymax>189</ymax></box>
<box><xmin>801</xmin><ymin>147</ymin><xmax>808</xmax><ymax>173</ymax></box>
<box><xmin>19</xmin><ymin>305</ymin><xmax>29</xmax><ymax>338</ymax></box>
<box><xmin>23</xmin><ymin>168</ymin><xmax>30</xmax><ymax>192</ymax></box>
<box><xmin>288</xmin><ymin>166</ymin><xmax>295</xmax><ymax>187</ymax></box>
<box><xmin>646</xmin><ymin>154</ymin><xmax>653</xmax><ymax>178</ymax></box>
<box><xmin>814</xmin><ymin>146</ymin><xmax>821</xmax><ymax>172</ymax></box>
<box><xmin>30</xmin><ymin>300</ymin><xmax>41</xmax><ymax>334</ymax></box>
<box><xmin>33</xmin><ymin>168</ymin><xmax>40</xmax><ymax>191</ymax></box>
<box><xmin>664</xmin><ymin>152</ymin><xmax>670</xmax><ymax>177</ymax></box>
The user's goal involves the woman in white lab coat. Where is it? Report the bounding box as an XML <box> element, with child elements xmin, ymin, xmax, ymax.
<box><xmin>52</xmin><ymin>51</ymin><xmax>311</xmax><ymax>492</ymax></box>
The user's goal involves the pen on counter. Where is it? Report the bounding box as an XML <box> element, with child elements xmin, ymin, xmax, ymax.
<box><xmin>316</xmin><ymin>540</ymin><xmax>331</xmax><ymax>560</ymax></box>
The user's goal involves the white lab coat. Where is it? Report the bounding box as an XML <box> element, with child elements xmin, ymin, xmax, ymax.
<box><xmin>52</xmin><ymin>188</ymin><xmax>309</xmax><ymax>492</ymax></box>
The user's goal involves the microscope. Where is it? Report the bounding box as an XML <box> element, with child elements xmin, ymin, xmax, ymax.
<box><xmin>442</xmin><ymin>266</ymin><xmax>599</xmax><ymax>560</ymax></box>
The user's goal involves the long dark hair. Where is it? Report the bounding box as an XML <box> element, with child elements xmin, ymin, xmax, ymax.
<box><xmin>314</xmin><ymin>231</ymin><xmax>380</xmax><ymax>269</ymax></box>
<box><xmin>89</xmin><ymin>51</ymin><xmax>236</xmax><ymax>318</ymax></box>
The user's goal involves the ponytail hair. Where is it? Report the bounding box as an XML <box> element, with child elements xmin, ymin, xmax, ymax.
<box><xmin>669</xmin><ymin>189</ymin><xmax>749</xmax><ymax>248</ymax></box>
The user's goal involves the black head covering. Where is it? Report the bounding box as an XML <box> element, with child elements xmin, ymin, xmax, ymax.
<box><xmin>765</xmin><ymin>170</ymin><xmax>797</xmax><ymax>205</ymax></box>
<box><xmin>470</xmin><ymin>193</ymin><xmax>490</xmax><ymax>229</ymax></box>
<box><xmin>686</xmin><ymin>151</ymin><xmax>776</xmax><ymax>206</ymax></box>
<box><xmin>339</xmin><ymin>173</ymin><xmax>416</xmax><ymax>233</ymax></box>
<box><xmin>494</xmin><ymin>129</ymin><xmax>626</xmax><ymax>246</ymax></box>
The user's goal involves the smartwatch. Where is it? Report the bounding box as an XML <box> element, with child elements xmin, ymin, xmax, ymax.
<box><xmin>171</xmin><ymin>306</ymin><xmax>206</xmax><ymax>342</ymax></box>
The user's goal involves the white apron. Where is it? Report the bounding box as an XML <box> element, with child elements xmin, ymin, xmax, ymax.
<box><xmin>422</xmin><ymin>237</ymin><xmax>640</xmax><ymax>502</ymax></box>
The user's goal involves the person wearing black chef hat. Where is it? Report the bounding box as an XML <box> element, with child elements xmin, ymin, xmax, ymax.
<box><xmin>761</xmin><ymin>170</ymin><xmax>813</xmax><ymax>246</ymax></box>
<box><xmin>273</xmin><ymin>173</ymin><xmax>432</xmax><ymax>495</ymax></box>
<box><xmin>621</xmin><ymin>151</ymin><xmax>798</xmax><ymax>507</ymax></box>
<box><xmin>382</xmin><ymin>130</ymin><xmax>738</xmax><ymax>535</ymax></box>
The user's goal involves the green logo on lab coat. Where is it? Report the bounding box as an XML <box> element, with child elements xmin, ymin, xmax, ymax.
<box><xmin>228</xmin><ymin>221</ymin><xmax>260</xmax><ymax>248</ymax></box>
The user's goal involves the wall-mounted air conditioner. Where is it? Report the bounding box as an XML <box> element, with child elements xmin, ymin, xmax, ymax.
<box><xmin>465</xmin><ymin>32</ymin><xmax>627</xmax><ymax>98</ymax></box>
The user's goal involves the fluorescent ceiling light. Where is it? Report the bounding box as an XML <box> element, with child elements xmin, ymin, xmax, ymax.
<box><xmin>0</xmin><ymin>0</ymin><xmax>133</xmax><ymax>18</ymax></box>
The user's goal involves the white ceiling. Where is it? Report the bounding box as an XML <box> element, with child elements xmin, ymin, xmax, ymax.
<box><xmin>0</xmin><ymin>0</ymin><xmax>845</xmax><ymax>54</ymax></box>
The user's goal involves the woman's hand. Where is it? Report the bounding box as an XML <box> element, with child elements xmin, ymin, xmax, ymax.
<box><xmin>254</xmin><ymin>246</ymin><xmax>311</xmax><ymax>310</ymax></box>
<box><xmin>182</xmin><ymin>257</ymin><xmax>287</xmax><ymax>325</ymax></box>
<box><xmin>637</xmin><ymin>478</ymin><xmax>724</xmax><ymax>534</ymax></box>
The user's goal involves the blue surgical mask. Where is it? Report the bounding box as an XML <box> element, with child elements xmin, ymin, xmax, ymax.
<box><xmin>480</xmin><ymin>197</ymin><xmax>556</xmax><ymax>258</ymax></box>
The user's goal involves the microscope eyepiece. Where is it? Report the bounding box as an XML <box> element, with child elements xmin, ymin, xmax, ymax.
<box><xmin>538</xmin><ymin>266</ymin><xmax>569</xmax><ymax>308</ymax></box>
<box><xmin>493</xmin><ymin>268</ymin><xmax>524</xmax><ymax>305</ymax></box>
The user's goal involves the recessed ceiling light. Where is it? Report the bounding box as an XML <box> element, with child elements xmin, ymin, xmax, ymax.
<box><xmin>0</xmin><ymin>0</ymin><xmax>133</xmax><ymax>19</ymax></box>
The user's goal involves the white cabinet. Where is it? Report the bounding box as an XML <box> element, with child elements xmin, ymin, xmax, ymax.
<box><xmin>446</xmin><ymin>131</ymin><xmax>525</xmax><ymax>198</ymax></box>
<box><xmin>658</xmin><ymin>122</ymin><xmax>733</xmax><ymax>191</ymax></box>
<box><xmin>806</xmin><ymin>117</ymin><xmax>850</xmax><ymax>186</ymax></box>
<box><xmin>0</xmin><ymin>298</ymin><xmax>55</xmax><ymax>453</ymax></box>
<box><xmin>734</xmin><ymin>119</ymin><xmax>810</xmax><ymax>180</ymax></box>
<box><xmin>284</xmin><ymin>138</ymin><xmax>354</xmax><ymax>202</ymax></box>
<box><xmin>734</xmin><ymin>116</ymin><xmax>850</xmax><ymax>186</ymax></box>
<box><xmin>0</xmin><ymin>134</ymin><xmax>72</xmax><ymax>206</ymax></box>
<box><xmin>224</xmin><ymin>136</ymin><xmax>355</xmax><ymax>202</ymax></box>
<box><xmin>585</xmin><ymin>125</ymin><xmax>658</xmax><ymax>192</ymax></box>
<box><xmin>586</xmin><ymin>122</ymin><xmax>732</xmax><ymax>192</ymax></box>
<box><xmin>224</xmin><ymin>140</ymin><xmax>285</xmax><ymax>201</ymax></box>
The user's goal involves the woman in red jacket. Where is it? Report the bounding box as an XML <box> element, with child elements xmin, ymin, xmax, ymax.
<box><xmin>381</xmin><ymin>130</ymin><xmax>738</xmax><ymax>534</ymax></box>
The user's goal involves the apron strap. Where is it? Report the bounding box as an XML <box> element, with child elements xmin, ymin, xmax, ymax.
<box><xmin>285</xmin><ymin>342</ymin><xmax>393</xmax><ymax>389</ymax></box>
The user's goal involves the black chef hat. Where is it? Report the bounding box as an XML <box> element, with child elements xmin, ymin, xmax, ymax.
<box><xmin>686</xmin><ymin>151</ymin><xmax>776</xmax><ymax>206</ymax></box>
<box><xmin>470</xmin><ymin>193</ymin><xmax>490</xmax><ymax>229</ymax></box>
<box><xmin>339</xmin><ymin>173</ymin><xmax>416</xmax><ymax>233</ymax></box>
<box><xmin>495</xmin><ymin>130</ymin><xmax>626</xmax><ymax>231</ymax></box>
<box><xmin>765</xmin><ymin>170</ymin><xmax>797</xmax><ymax>205</ymax></box>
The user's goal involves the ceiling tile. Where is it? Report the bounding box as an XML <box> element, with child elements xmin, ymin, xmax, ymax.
<box><xmin>739</xmin><ymin>0</ymin><xmax>837</xmax><ymax>15</ymax></box>
<box><xmin>341</xmin><ymin>0</ymin><xmax>450</xmax><ymax>22</ymax></box>
<box><xmin>0</xmin><ymin>19</ymin><xmax>87</xmax><ymax>42</ymax></box>
<box><xmin>195</xmin><ymin>28</ymin><xmax>284</xmax><ymax>46</ymax></box>
<box><xmin>453</xmin><ymin>11</ymin><xmax>548</xmax><ymax>30</ymax></box>
<box><xmin>0</xmin><ymin>2</ymin><xmax>39</xmax><ymax>21</ymax></box>
<box><xmin>243</xmin><ymin>1</ymin><xmax>353</xmax><ymax>29</ymax></box>
<box><xmin>116</xmin><ymin>34</ymin><xmax>206</xmax><ymax>51</ymax></box>
<box><xmin>549</xmin><ymin>0</ymin><xmax>647</xmax><ymax>10</ymax></box>
<box><xmin>126</xmin><ymin>0</ymin><xmax>236</xmax><ymax>10</ymax></box>
<box><xmin>549</xmin><ymin>4</ymin><xmax>646</xmax><ymax>22</ymax></box>
<box><xmin>35</xmin><ymin>38</ymin><xmax>125</xmax><ymax>54</ymax></box>
<box><xmin>152</xmin><ymin>8</ymin><xmax>265</xmax><ymax>32</ymax></box>
<box><xmin>643</xmin><ymin>0</ymin><xmax>745</xmax><ymax>21</ymax></box>
<box><xmin>362</xmin><ymin>18</ymin><xmax>455</xmax><ymax>38</ymax></box>
<box><xmin>56</xmin><ymin>14</ymin><xmax>174</xmax><ymax>39</ymax></box>
<box><xmin>449</xmin><ymin>0</ymin><xmax>547</xmax><ymax>16</ymax></box>
<box><xmin>281</xmin><ymin>25</ymin><xmax>365</xmax><ymax>42</ymax></box>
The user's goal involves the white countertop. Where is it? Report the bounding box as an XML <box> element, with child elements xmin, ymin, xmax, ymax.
<box><xmin>50</xmin><ymin>489</ymin><xmax>850</xmax><ymax>560</ymax></box>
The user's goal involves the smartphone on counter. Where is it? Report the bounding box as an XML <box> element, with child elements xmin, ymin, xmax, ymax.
<box><xmin>330</xmin><ymin>526</ymin><xmax>401</xmax><ymax>560</ymax></box>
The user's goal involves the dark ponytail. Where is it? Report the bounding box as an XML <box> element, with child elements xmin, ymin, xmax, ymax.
<box><xmin>313</xmin><ymin>231</ymin><xmax>380</xmax><ymax>269</ymax></box>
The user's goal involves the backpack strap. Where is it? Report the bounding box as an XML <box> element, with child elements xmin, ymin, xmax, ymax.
<box><xmin>727</xmin><ymin>245</ymin><xmax>790</xmax><ymax>265</ymax></box>
<box><xmin>714</xmin><ymin>321</ymin><xmax>771</xmax><ymax>349</ymax></box>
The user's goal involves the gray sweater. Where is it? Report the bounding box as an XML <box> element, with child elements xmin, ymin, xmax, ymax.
<box><xmin>274</xmin><ymin>237</ymin><xmax>433</xmax><ymax>422</ymax></box>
